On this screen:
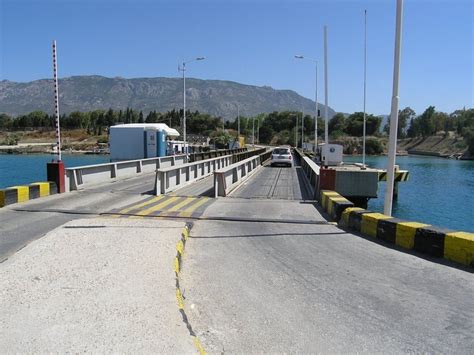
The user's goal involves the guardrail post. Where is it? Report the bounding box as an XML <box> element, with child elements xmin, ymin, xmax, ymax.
<box><xmin>111</xmin><ymin>164</ymin><xmax>117</xmax><ymax>178</ymax></box>
<box><xmin>137</xmin><ymin>161</ymin><xmax>142</xmax><ymax>173</ymax></box>
<box><xmin>70</xmin><ymin>170</ymin><xmax>79</xmax><ymax>191</ymax></box>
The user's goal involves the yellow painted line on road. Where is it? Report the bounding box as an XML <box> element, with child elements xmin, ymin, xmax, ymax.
<box><xmin>194</xmin><ymin>338</ymin><xmax>207</xmax><ymax>355</ymax></box>
<box><xmin>136</xmin><ymin>196</ymin><xmax>180</xmax><ymax>216</ymax></box>
<box><xmin>178</xmin><ymin>197</ymin><xmax>210</xmax><ymax>218</ymax></box>
<box><xmin>113</xmin><ymin>195</ymin><xmax>165</xmax><ymax>217</ymax></box>
<box><xmin>176</xmin><ymin>288</ymin><xmax>185</xmax><ymax>310</ymax></box>
<box><xmin>168</xmin><ymin>196</ymin><xmax>196</xmax><ymax>212</ymax></box>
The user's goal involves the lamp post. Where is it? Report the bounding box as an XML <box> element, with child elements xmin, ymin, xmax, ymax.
<box><xmin>237</xmin><ymin>105</ymin><xmax>240</xmax><ymax>137</ymax></box>
<box><xmin>384</xmin><ymin>0</ymin><xmax>404</xmax><ymax>216</ymax></box>
<box><xmin>252</xmin><ymin>117</ymin><xmax>255</xmax><ymax>149</ymax></box>
<box><xmin>302</xmin><ymin>109</ymin><xmax>304</xmax><ymax>149</ymax></box>
<box><xmin>294</xmin><ymin>55</ymin><xmax>318</xmax><ymax>152</ymax></box>
<box><xmin>178</xmin><ymin>56</ymin><xmax>205</xmax><ymax>159</ymax></box>
<box><xmin>362</xmin><ymin>9</ymin><xmax>368</xmax><ymax>166</ymax></box>
<box><xmin>257</xmin><ymin>118</ymin><xmax>259</xmax><ymax>144</ymax></box>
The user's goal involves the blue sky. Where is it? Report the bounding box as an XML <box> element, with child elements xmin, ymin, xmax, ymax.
<box><xmin>1</xmin><ymin>0</ymin><xmax>472</xmax><ymax>115</ymax></box>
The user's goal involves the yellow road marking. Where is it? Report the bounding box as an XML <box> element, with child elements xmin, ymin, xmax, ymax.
<box><xmin>178</xmin><ymin>197</ymin><xmax>210</xmax><ymax>217</ymax></box>
<box><xmin>168</xmin><ymin>197</ymin><xmax>196</xmax><ymax>212</ymax></box>
<box><xmin>193</xmin><ymin>337</ymin><xmax>207</xmax><ymax>355</ymax></box>
<box><xmin>176</xmin><ymin>289</ymin><xmax>184</xmax><ymax>309</ymax></box>
<box><xmin>136</xmin><ymin>196</ymin><xmax>180</xmax><ymax>216</ymax></box>
<box><xmin>114</xmin><ymin>195</ymin><xmax>165</xmax><ymax>216</ymax></box>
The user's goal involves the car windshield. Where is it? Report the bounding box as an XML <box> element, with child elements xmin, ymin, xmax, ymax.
<box><xmin>273</xmin><ymin>148</ymin><xmax>290</xmax><ymax>155</ymax></box>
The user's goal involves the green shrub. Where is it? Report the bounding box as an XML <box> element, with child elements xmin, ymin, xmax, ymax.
<box><xmin>365</xmin><ymin>138</ymin><xmax>383</xmax><ymax>155</ymax></box>
<box><xmin>97</xmin><ymin>136</ymin><xmax>108</xmax><ymax>144</ymax></box>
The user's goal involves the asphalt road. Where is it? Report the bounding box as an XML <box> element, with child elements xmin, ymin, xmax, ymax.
<box><xmin>181</xmin><ymin>163</ymin><xmax>474</xmax><ymax>353</ymax></box>
<box><xmin>0</xmin><ymin>172</ymin><xmax>157</xmax><ymax>262</ymax></box>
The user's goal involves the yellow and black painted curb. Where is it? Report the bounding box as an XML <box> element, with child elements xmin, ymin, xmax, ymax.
<box><xmin>320</xmin><ymin>190</ymin><xmax>355</xmax><ymax>222</ymax></box>
<box><xmin>378</xmin><ymin>170</ymin><xmax>409</xmax><ymax>182</ymax></box>
<box><xmin>0</xmin><ymin>182</ymin><xmax>57</xmax><ymax>208</ymax></box>
<box><xmin>320</xmin><ymin>189</ymin><xmax>473</xmax><ymax>267</ymax></box>
<box><xmin>174</xmin><ymin>223</ymin><xmax>207</xmax><ymax>355</ymax></box>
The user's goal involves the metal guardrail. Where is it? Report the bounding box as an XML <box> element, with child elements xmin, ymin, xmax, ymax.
<box><xmin>65</xmin><ymin>154</ymin><xmax>187</xmax><ymax>191</ymax></box>
<box><xmin>231</xmin><ymin>148</ymin><xmax>266</xmax><ymax>164</ymax></box>
<box><xmin>213</xmin><ymin>149</ymin><xmax>272</xmax><ymax>197</ymax></box>
<box><xmin>214</xmin><ymin>155</ymin><xmax>261</xmax><ymax>197</ymax></box>
<box><xmin>154</xmin><ymin>155</ymin><xmax>233</xmax><ymax>195</ymax></box>
<box><xmin>294</xmin><ymin>149</ymin><xmax>320</xmax><ymax>198</ymax></box>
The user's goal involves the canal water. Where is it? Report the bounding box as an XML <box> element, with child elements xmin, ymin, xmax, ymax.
<box><xmin>0</xmin><ymin>154</ymin><xmax>109</xmax><ymax>189</ymax></box>
<box><xmin>343</xmin><ymin>155</ymin><xmax>474</xmax><ymax>233</ymax></box>
<box><xmin>0</xmin><ymin>154</ymin><xmax>473</xmax><ymax>232</ymax></box>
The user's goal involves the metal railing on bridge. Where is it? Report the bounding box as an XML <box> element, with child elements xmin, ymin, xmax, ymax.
<box><xmin>154</xmin><ymin>155</ymin><xmax>233</xmax><ymax>195</ymax></box>
<box><xmin>294</xmin><ymin>149</ymin><xmax>320</xmax><ymax>199</ymax></box>
<box><xmin>213</xmin><ymin>149</ymin><xmax>272</xmax><ymax>197</ymax></box>
<box><xmin>65</xmin><ymin>154</ymin><xmax>187</xmax><ymax>192</ymax></box>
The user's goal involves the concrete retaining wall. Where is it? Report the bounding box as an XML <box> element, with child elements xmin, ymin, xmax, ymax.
<box><xmin>0</xmin><ymin>182</ymin><xmax>57</xmax><ymax>208</ymax></box>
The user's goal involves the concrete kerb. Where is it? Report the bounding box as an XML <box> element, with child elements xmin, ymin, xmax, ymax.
<box><xmin>0</xmin><ymin>182</ymin><xmax>57</xmax><ymax>208</ymax></box>
<box><xmin>174</xmin><ymin>223</ymin><xmax>207</xmax><ymax>355</ymax></box>
<box><xmin>321</xmin><ymin>189</ymin><xmax>473</xmax><ymax>268</ymax></box>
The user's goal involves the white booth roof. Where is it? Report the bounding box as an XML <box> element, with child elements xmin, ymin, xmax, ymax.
<box><xmin>111</xmin><ymin>123</ymin><xmax>180</xmax><ymax>137</ymax></box>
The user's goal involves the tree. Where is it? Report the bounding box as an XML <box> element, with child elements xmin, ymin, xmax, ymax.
<box><xmin>345</xmin><ymin>112</ymin><xmax>381</xmax><ymax>136</ymax></box>
<box><xmin>385</xmin><ymin>107</ymin><xmax>416</xmax><ymax>138</ymax></box>
<box><xmin>329</xmin><ymin>113</ymin><xmax>345</xmax><ymax>133</ymax></box>
<box><xmin>419</xmin><ymin>106</ymin><xmax>436</xmax><ymax>137</ymax></box>
<box><xmin>258</xmin><ymin>125</ymin><xmax>274</xmax><ymax>144</ymax></box>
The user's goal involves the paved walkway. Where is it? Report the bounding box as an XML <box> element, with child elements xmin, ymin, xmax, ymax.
<box><xmin>0</xmin><ymin>217</ymin><xmax>195</xmax><ymax>353</ymax></box>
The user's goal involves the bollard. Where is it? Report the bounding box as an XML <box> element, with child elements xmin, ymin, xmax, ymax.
<box><xmin>47</xmin><ymin>161</ymin><xmax>65</xmax><ymax>193</ymax></box>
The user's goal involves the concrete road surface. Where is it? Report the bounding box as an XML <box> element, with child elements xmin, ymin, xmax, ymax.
<box><xmin>0</xmin><ymin>172</ymin><xmax>158</xmax><ymax>262</ymax></box>
<box><xmin>180</xmin><ymin>164</ymin><xmax>474</xmax><ymax>353</ymax></box>
<box><xmin>0</xmin><ymin>217</ymin><xmax>195</xmax><ymax>353</ymax></box>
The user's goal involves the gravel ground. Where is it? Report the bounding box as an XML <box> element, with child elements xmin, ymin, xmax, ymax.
<box><xmin>0</xmin><ymin>217</ymin><xmax>195</xmax><ymax>353</ymax></box>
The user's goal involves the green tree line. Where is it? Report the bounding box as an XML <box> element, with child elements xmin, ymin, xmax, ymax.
<box><xmin>0</xmin><ymin>108</ymin><xmax>223</xmax><ymax>136</ymax></box>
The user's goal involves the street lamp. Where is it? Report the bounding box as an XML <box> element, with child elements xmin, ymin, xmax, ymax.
<box><xmin>178</xmin><ymin>56</ymin><xmax>206</xmax><ymax>159</ymax></box>
<box><xmin>295</xmin><ymin>55</ymin><xmax>318</xmax><ymax>152</ymax></box>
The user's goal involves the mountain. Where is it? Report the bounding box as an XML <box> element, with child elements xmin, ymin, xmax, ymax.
<box><xmin>0</xmin><ymin>75</ymin><xmax>336</xmax><ymax>120</ymax></box>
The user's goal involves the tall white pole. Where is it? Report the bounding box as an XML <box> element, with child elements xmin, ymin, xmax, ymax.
<box><xmin>182</xmin><ymin>62</ymin><xmax>187</xmax><ymax>157</ymax></box>
<box><xmin>237</xmin><ymin>105</ymin><xmax>240</xmax><ymax>137</ymax></box>
<box><xmin>295</xmin><ymin>115</ymin><xmax>298</xmax><ymax>148</ymax></box>
<box><xmin>252</xmin><ymin>117</ymin><xmax>255</xmax><ymax>148</ymax></box>
<box><xmin>52</xmin><ymin>40</ymin><xmax>61</xmax><ymax>162</ymax></box>
<box><xmin>301</xmin><ymin>109</ymin><xmax>304</xmax><ymax>149</ymax></box>
<box><xmin>315</xmin><ymin>63</ymin><xmax>318</xmax><ymax>152</ymax></box>
<box><xmin>384</xmin><ymin>0</ymin><xmax>404</xmax><ymax>216</ymax></box>
<box><xmin>257</xmin><ymin>119</ymin><xmax>259</xmax><ymax>144</ymax></box>
<box><xmin>324</xmin><ymin>26</ymin><xmax>329</xmax><ymax>145</ymax></box>
<box><xmin>362</xmin><ymin>9</ymin><xmax>368</xmax><ymax>166</ymax></box>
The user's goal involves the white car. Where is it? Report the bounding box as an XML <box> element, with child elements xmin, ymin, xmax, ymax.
<box><xmin>270</xmin><ymin>147</ymin><xmax>293</xmax><ymax>167</ymax></box>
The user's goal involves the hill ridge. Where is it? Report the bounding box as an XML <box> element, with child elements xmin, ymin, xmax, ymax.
<box><xmin>0</xmin><ymin>75</ymin><xmax>336</xmax><ymax>120</ymax></box>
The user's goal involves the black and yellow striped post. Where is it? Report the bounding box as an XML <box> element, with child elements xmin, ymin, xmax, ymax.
<box><xmin>0</xmin><ymin>186</ymin><xmax>29</xmax><ymax>207</ymax></box>
<box><xmin>0</xmin><ymin>182</ymin><xmax>57</xmax><ymax>208</ymax></box>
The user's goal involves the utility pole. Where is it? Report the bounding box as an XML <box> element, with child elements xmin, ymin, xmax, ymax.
<box><xmin>252</xmin><ymin>117</ymin><xmax>255</xmax><ymax>148</ymax></box>
<box><xmin>256</xmin><ymin>118</ymin><xmax>259</xmax><ymax>144</ymax></box>
<box><xmin>324</xmin><ymin>25</ymin><xmax>329</xmax><ymax>145</ymax></box>
<box><xmin>384</xmin><ymin>0</ymin><xmax>404</xmax><ymax>216</ymax></box>
<box><xmin>295</xmin><ymin>115</ymin><xmax>298</xmax><ymax>148</ymax></box>
<box><xmin>301</xmin><ymin>109</ymin><xmax>304</xmax><ymax>149</ymax></box>
<box><xmin>237</xmin><ymin>105</ymin><xmax>240</xmax><ymax>137</ymax></box>
<box><xmin>362</xmin><ymin>9</ymin><xmax>368</xmax><ymax>166</ymax></box>
<box><xmin>315</xmin><ymin>63</ymin><xmax>318</xmax><ymax>152</ymax></box>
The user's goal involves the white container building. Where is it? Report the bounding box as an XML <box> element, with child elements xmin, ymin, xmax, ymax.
<box><xmin>109</xmin><ymin>123</ymin><xmax>180</xmax><ymax>161</ymax></box>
